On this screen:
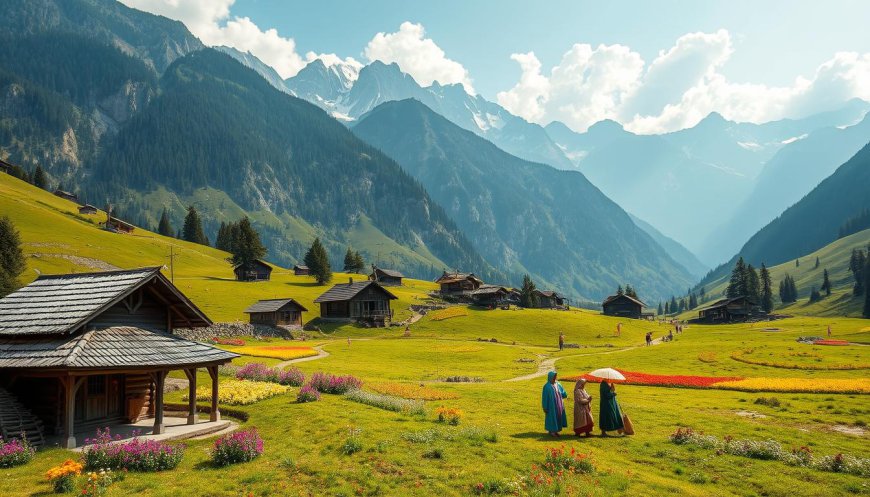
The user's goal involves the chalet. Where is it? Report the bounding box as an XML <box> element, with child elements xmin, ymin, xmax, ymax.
<box><xmin>0</xmin><ymin>158</ymin><xmax>11</xmax><ymax>174</ymax></box>
<box><xmin>369</xmin><ymin>265</ymin><xmax>404</xmax><ymax>286</ymax></box>
<box><xmin>293</xmin><ymin>265</ymin><xmax>310</xmax><ymax>276</ymax></box>
<box><xmin>697</xmin><ymin>296</ymin><xmax>763</xmax><ymax>323</ymax></box>
<box><xmin>53</xmin><ymin>190</ymin><xmax>78</xmax><ymax>203</ymax></box>
<box><xmin>233</xmin><ymin>259</ymin><xmax>272</xmax><ymax>282</ymax></box>
<box><xmin>244</xmin><ymin>298</ymin><xmax>307</xmax><ymax>327</ymax></box>
<box><xmin>78</xmin><ymin>204</ymin><xmax>98</xmax><ymax>215</ymax></box>
<box><xmin>534</xmin><ymin>290</ymin><xmax>567</xmax><ymax>309</ymax></box>
<box><xmin>106</xmin><ymin>216</ymin><xmax>135</xmax><ymax>234</ymax></box>
<box><xmin>0</xmin><ymin>267</ymin><xmax>237</xmax><ymax>449</ymax></box>
<box><xmin>435</xmin><ymin>271</ymin><xmax>483</xmax><ymax>296</ymax></box>
<box><xmin>471</xmin><ymin>285</ymin><xmax>509</xmax><ymax>308</ymax></box>
<box><xmin>602</xmin><ymin>294</ymin><xmax>646</xmax><ymax>319</ymax></box>
<box><xmin>314</xmin><ymin>279</ymin><xmax>397</xmax><ymax>325</ymax></box>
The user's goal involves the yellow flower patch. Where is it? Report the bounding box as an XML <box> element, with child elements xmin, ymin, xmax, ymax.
<box><xmin>369</xmin><ymin>382</ymin><xmax>459</xmax><ymax>400</ymax></box>
<box><xmin>186</xmin><ymin>379</ymin><xmax>289</xmax><ymax>405</ymax></box>
<box><xmin>731</xmin><ymin>349</ymin><xmax>870</xmax><ymax>370</ymax></box>
<box><xmin>711</xmin><ymin>377</ymin><xmax>870</xmax><ymax>394</ymax></box>
<box><xmin>223</xmin><ymin>345</ymin><xmax>318</xmax><ymax>361</ymax></box>
<box><xmin>429</xmin><ymin>307</ymin><xmax>468</xmax><ymax>321</ymax></box>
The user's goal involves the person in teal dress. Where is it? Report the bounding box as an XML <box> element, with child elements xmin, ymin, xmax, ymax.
<box><xmin>541</xmin><ymin>371</ymin><xmax>567</xmax><ymax>436</ymax></box>
<box><xmin>599</xmin><ymin>380</ymin><xmax>624</xmax><ymax>436</ymax></box>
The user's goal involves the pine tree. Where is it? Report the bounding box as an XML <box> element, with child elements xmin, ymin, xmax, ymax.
<box><xmin>850</xmin><ymin>249</ymin><xmax>866</xmax><ymax>296</ymax></box>
<box><xmin>699</xmin><ymin>286</ymin><xmax>706</xmax><ymax>302</ymax></box>
<box><xmin>353</xmin><ymin>251</ymin><xmax>365</xmax><ymax>273</ymax></box>
<box><xmin>726</xmin><ymin>257</ymin><xmax>746</xmax><ymax>298</ymax></box>
<box><xmin>670</xmin><ymin>296</ymin><xmax>678</xmax><ymax>314</ymax></box>
<box><xmin>796</xmin><ymin>259</ymin><xmax>800</xmax><ymax>267</ymax></box>
<box><xmin>343</xmin><ymin>247</ymin><xmax>356</xmax><ymax>272</ymax></box>
<box><xmin>227</xmin><ymin>217</ymin><xmax>267</xmax><ymax>272</ymax></box>
<box><xmin>678</xmin><ymin>299</ymin><xmax>686</xmax><ymax>312</ymax></box>
<box><xmin>814</xmin><ymin>257</ymin><xmax>820</xmax><ymax>269</ymax></box>
<box><xmin>624</xmin><ymin>284</ymin><xmax>638</xmax><ymax>299</ymax></box>
<box><xmin>779</xmin><ymin>274</ymin><xmax>797</xmax><ymax>304</ymax></box>
<box><xmin>32</xmin><ymin>165</ymin><xmax>47</xmax><ymax>189</ymax></box>
<box><xmin>303</xmin><ymin>237</ymin><xmax>332</xmax><ymax>285</ymax></box>
<box><xmin>215</xmin><ymin>222</ymin><xmax>231</xmax><ymax>252</ymax></box>
<box><xmin>821</xmin><ymin>268</ymin><xmax>832</xmax><ymax>296</ymax></box>
<box><xmin>664</xmin><ymin>301</ymin><xmax>670</xmax><ymax>315</ymax></box>
<box><xmin>809</xmin><ymin>286</ymin><xmax>821</xmax><ymax>303</ymax></box>
<box><xmin>157</xmin><ymin>209</ymin><xmax>173</xmax><ymax>236</ymax></box>
<box><xmin>616</xmin><ymin>285</ymin><xmax>624</xmax><ymax>296</ymax></box>
<box><xmin>520</xmin><ymin>274</ymin><xmax>538</xmax><ymax>308</ymax></box>
<box><xmin>0</xmin><ymin>216</ymin><xmax>27</xmax><ymax>297</ymax></box>
<box><xmin>760</xmin><ymin>263</ymin><xmax>773</xmax><ymax>313</ymax></box>
<box><xmin>864</xmin><ymin>257</ymin><xmax>870</xmax><ymax>318</ymax></box>
<box><xmin>657</xmin><ymin>302</ymin><xmax>663</xmax><ymax>315</ymax></box>
<box><xmin>745</xmin><ymin>264</ymin><xmax>760</xmax><ymax>301</ymax></box>
<box><xmin>182</xmin><ymin>206</ymin><xmax>209</xmax><ymax>246</ymax></box>
<box><xmin>689</xmin><ymin>293</ymin><xmax>698</xmax><ymax>309</ymax></box>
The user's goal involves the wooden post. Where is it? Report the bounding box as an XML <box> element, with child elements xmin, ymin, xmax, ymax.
<box><xmin>153</xmin><ymin>371</ymin><xmax>166</xmax><ymax>435</ymax></box>
<box><xmin>207</xmin><ymin>366</ymin><xmax>220</xmax><ymax>422</ymax></box>
<box><xmin>184</xmin><ymin>368</ymin><xmax>197</xmax><ymax>425</ymax></box>
<box><xmin>61</xmin><ymin>376</ymin><xmax>84</xmax><ymax>449</ymax></box>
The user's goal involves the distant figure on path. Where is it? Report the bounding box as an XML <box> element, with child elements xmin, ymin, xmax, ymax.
<box><xmin>347</xmin><ymin>337</ymin><xmax>352</xmax><ymax>347</ymax></box>
<box><xmin>559</xmin><ymin>331</ymin><xmax>565</xmax><ymax>351</ymax></box>
<box><xmin>645</xmin><ymin>332</ymin><xmax>652</xmax><ymax>346</ymax></box>
<box><xmin>616</xmin><ymin>323</ymin><xmax>622</xmax><ymax>337</ymax></box>
<box><xmin>542</xmin><ymin>371</ymin><xmax>568</xmax><ymax>436</ymax></box>
<box><xmin>668</xmin><ymin>330</ymin><xmax>674</xmax><ymax>341</ymax></box>
<box><xmin>573</xmin><ymin>379</ymin><xmax>594</xmax><ymax>437</ymax></box>
<box><xmin>827</xmin><ymin>325</ymin><xmax>832</xmax><ymax>338</ymax></box>
<box><xmin>599</xmin><ymin>380</ymin><xmax>624</xmax><ymax>436</ymax></box>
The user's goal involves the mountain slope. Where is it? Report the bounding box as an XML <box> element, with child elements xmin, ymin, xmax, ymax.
<box><xmin>353</xmin><ymin>98</ymin><xmax>695</xmax><ymax>301</ymax></box>
<box><xmin>214</xmin><ymin>46</ymin><xmax>290</xmax><ymax>93</ymax></box>
<box><xmin>286</xmin><ymin>60</ymin><xmax>575</xmax><ymax>170</ymax></box>
<box><xmin>629</xmin><ymin>215</ymin><xmax>708</xmax><ymax>279</ymax></box>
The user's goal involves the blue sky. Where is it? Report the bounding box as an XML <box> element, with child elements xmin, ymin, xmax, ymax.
<box><xmin>122</xmin><ymin>0</ymin><xmax>870</xmax><ymax>132</ymax></box>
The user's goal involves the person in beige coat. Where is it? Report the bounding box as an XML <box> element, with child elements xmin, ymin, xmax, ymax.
<box><xmin>573</xmin><ymin>378</ymin><xmax>594</xmax><ymax>436</ymax></box>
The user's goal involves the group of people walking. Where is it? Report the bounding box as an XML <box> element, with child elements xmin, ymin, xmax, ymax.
<box><xmin>541</xmin><ymin>372</ymin><xmax>626</xmax><ymax>437</ymax></box>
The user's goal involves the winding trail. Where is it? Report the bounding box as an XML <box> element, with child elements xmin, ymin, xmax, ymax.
<box><xmin>275</xmin><ymin>345</ymin><xmax>330</xmax><ymax>368</ymax></box>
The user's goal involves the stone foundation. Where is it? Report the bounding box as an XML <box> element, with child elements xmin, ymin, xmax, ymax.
<box><xmin>175</xmin><ymin>321</ymin><xmax>298</xmax><ymax>342</ymax></box>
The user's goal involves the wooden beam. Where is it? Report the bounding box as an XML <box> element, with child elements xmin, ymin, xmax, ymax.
<box><xmin>183</xmin><ymin>368</ymin><xmax>197</xmax><ymax>425</ymax></box>
<box><xmin>152</xmin><ymin>370</ymin><xmax>166</xmax><ymax>435</ymax></box>
<box><xmin>60</xmin><ymin>376</ymin><xmax>85</xmax><ymax>449</ymax></box>
<box><xmin>207</xmin><ymin>366</ymin><xmax>220</xmax><ymax>422</ymax></box>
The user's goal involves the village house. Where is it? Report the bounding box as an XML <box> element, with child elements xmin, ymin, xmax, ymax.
<box><xmin>696</xmin><ymin>296</ymin><xmax>764</xmax><ymax>323</ymax></box>
<box><xmin>0</xmin><ymin>158</ymin><xmax>11</xmax><ymax>174</ymax></box>
<box><xmin>602</xmin><ymin>294</ymin><xmax>646</xmax><ymax>319</ymax></box>
<box><xmin>244</xmin><ymin>298</ymin><xmax>307</xmax><ymax>327</ymax></box>
<box><xmin>293</xmin><ymin>264</ymin><xmax>310</xmax><ymax>276</ymax></box>
<box><xmin>471</xmin><ymin>285</ymin><xmax>509</xmax><ymax>308</ymax></box>
<box><xmin>369</xmin><ymin>265</ymin><xmax>404</xmax><ymax>286</ymax></box>
<box><xmin>314</xmin><ymin>279</ymin><xmax>397</xmax><ymax>326</ymax></box>
<box><xmin>435</xmin><ymin>271</ymin><xmax>483</xmax><ymax>296</ymax></box>
<box><xmin>105</xmin><ymin>216</ymin><xmax>135</xmax><ymax>234</ymax></box>
<box><xmin>0</xmin><ymin>267</ymin><xmax>237</xmax><ymax>449</ymax></box>
<box><xmin>233</xmin><ymin>259</ymin><xmax>272</xmax><ymax>282</ymax></box>
<box><xmin>534</xmin><ymin>290</ymin><xmax>567</xmax><ymax>309</ymax></box>
<box><xmin>78</xmin><ymin>204</ymin><xmax>98</xmax><ymax>215</ymax></box>
<box><xmin>53</xmin><ymin>189</ymin><xmax>78</xmax><ymax>203</ymax></box>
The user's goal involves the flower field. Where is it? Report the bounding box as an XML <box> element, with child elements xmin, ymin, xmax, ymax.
<box><xmin>428</xmin><ymin>307</ymin><xmax>468</xmax><ymax>321</ymax></box>
<box><xmin>812</xmin><ymin>339</ymin><xmax>850</xmax><ymax>346</ymax></box>
<box><xmin>187</xmin><ymin>379</ymin><xmax>289</xmax><ymax>405</ymax></box>
<box><xmin>221</xmin><ymin>345</ymin><xmax>318</xmax><ymax>361</ymax></box>
<box><xmin>710</xmin><ymin>377</ymin><xmax>870</xmax><ymax>394</ymax></box>
<box><xmin>730</xmin><ymin>348</ymin><xmax>869</xmax><ymax>370</ymax></box>
<box><xmin>563</xmin><ymin>370</ymin><xmax>742</xmax><ymax>388</ymax></box>
<box><xmin>369</xmin><ymin>382</ymin><xmax>459</xmax><ymax>400</ymax></box>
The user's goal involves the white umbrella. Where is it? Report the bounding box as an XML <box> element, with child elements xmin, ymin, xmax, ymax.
<box><xmin>587</xmin><ymin>368</ymin><xmax>625</xmax><ymax>381</ymax></box>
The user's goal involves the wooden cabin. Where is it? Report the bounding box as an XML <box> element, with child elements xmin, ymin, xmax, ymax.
<box><xmin>435</xmin><ymin>271</ymin><xmax>483</xmax><ymax>295</ymax></box>
<box><xmin>0</xmin><ymin>267</ymin><xmax>237</xmax><ymax>449</ymax></box>
<box><xmin>0</xmin><ymin>158</ymin><xmax>11</xmax><ymax>174</ymax></box>
<box><xmin>244</xmin><ymin>298</ymin><xmax>307</xmax><ymax>327</ymax></box>
<box><xmin>53</xmin><ymin>190</ymin><xmax>78</xmax><ymax>203</ymax></box>
<box><xmin>697</xmin><ymin>296</ymin><xmax>763</xmax><ymax>323</ymax></box>
<box><xmin>369</xmin><ymin>266</ymin><xmax>404</xmax><ymax>286</ymax></box>
<box><xmin>471</xmin><ymin>285</ymin><xmax>509</xmax><ymax>308</ymax></box>
<box><xmin>106</xmin><ymin>216</ymin><xmax>135</xmax><ymax>234</ymax></box>
<box><xmin>314</xmin><ymin>280</ymin><xmax>397</xmax><ymax>325</ymax></box>
<box><xmin>293</xmin><ymin>265</ymin><xmax>310</xmax><ymax>276</ymax></box>
<box><xmin>233</xmin><ymin>259</ymin><xmax>272</xmax><ymax>282</ymax></box>
<box><xmin>78</xmin><ymin>204</ymin><xmax>98</xmax><ymax>215</ymax></box>
<box><xmin>534</xmin><ymin>290</ymin><xmax>566</xmax><ymax>309</ymax></box>
<box><xmin>602</xmin><ymin>294</ymin><xmax>646</xmax><ymax>319</ymax></box>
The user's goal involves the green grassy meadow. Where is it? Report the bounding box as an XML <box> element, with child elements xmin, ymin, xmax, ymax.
<box><xmin>2</xmin><ymin>174</ymin><xmax>869</xmax><ymax>496</ymax></box>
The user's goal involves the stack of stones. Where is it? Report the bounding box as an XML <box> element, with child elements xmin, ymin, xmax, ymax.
<box><xmin>175</xmin><ymin>322</ymin><xmax>294</xmax><ymax>342</ymax></box>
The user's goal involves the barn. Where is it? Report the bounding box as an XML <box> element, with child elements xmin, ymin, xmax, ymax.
<box><xmin>293</xmin><ymin>264</ymin><xmax>310</xmax><ymax>276</ymax></box>
<box><xmin>244</xmin><ymin>298</ymin><xmax>307</xmax><ymax>327</ymax></box>
<box><xmin>602</xmin><ymin>294</ymin><xmax>646</xmax><ymax>319</ymax></box>
<box><xmin>697</xmin><ymin>296</ymin><xmax>763</xmax><ymax>323</ymax></box>
<box><xmin>534</xmin><ymin>290</ymin><xmax>567</xmax><ymax>309</ymax></box>
<box><xmin>314</xmin><ymin>280</ymin><xmax>397</xmax><ymax>325</ymax></box>
<box><xmin>233</xmin><ymin>259</ymin><xmax>272</xmax><ymax>282</ymax></box>
<box><xmin>106</xmin><ymin>216</ymin><xmax>135</xmax><ymax>234</ymax></box>
<box><xmin>0</xmin><ymin>267</ymin><xmax>236</xmax><ymax>449</ymax></box>
<box><xmin>78</xmin><ymin>204</ymin><xmax>98</xmax><ymax>215</ymax></box>
<box><xmin>435</xmin><ymin>271</ymin><xmax>483</xmax><ymax>296</ymax></box>
<box><xmin>471</xmin><ymin>285</ymin><xmax>509</xmax><ymax>308</ymax></box>
<box><xmin>53</xmin><ymin>189</ymin><xmax>78</xmax><ymax>203</ymax></box>
<box><xmin>369</xmin><ymin>266</ymin><xmax>404</xmax><ymax>286</ymax></box>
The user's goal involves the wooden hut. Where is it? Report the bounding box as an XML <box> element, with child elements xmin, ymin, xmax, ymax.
<box><xmin>0</xmin><ymin>267</ymin><xmax>237</xmax><ymax>449</ymax></box>
<box><xmin>314</xmin><ymin>279</ymin><xmax>397</xmax><ymax>325</ymax></box>
<box><xmin>697</xmin><ymin>296</ymin><xmax>763</xmax><ymax>323</ymax></box>
<box><xmin>53</xmin><ymin>190</ymin><xmax>78</xmax><ymax>203</ymax></box>
<box><xmin>233</xmin><ymin>259</ymin><xmax>272</xmax><ymax>282</ymax></box>
<box><xmin>106</xmin><ymin>216</ymin><xmax>135</xmax><ymax>234</ymax></box>
<box><xmin>78</xmin><ymin>204</ymin><xmax>98</xmax><ymax>215</ymax></box>
<box><xmin>293</xmin><ymin>265</ymin><xmax>310</xmax><ymax>276</ymax></box>
<box><xmin>435</xmin><ymin>271</ymin><xmax>483</xmax><ymax>296</ymax></box>
<box><xmin>244</xmin><ymin>298</ymin><xmax>307</xmax><ymax>327</ymax></box>
<box><xmin>602</xmin><ymin>294</ymin><xmax>646</xmax><ymax>319</ymax></box>
<box><xmin>0</xmin><ymin>158</ymin><xmax>11</xmax><ymax>174</ymax></box>
<box><xmin>471</xmin><ymin>285</ymin><xmax>509</xmax><ymax>308</ymax></box>
<box><xmin>534</xmin><ymin>290</ymin><xmax>566</xmax><ymax>309</ymax></box>
<box><xmin>369</xmin><ymin>266</ymin><xmax>404</xmax><ymax>286</ymax></box>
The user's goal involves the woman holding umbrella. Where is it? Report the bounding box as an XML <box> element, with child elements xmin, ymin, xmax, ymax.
<box><xmin>589</xmin><ymin>368</ymin><xmax>625</xmax><ymax>436</ymax></box>
<box><xmin>541</xmin><ymin>371</ymin><xmax>568</xmax><ymax>436</ymax></box>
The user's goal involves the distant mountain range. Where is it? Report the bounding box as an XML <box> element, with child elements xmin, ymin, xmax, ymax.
<box><xmin>353</xmin><ymin>99</ymin><xmax>696</xmax><ymax>300</ymax></box>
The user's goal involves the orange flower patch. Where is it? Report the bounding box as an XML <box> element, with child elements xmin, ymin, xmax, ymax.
<box><xmin>369</xmin><ymin>382</ymin><xmax>459</xmax><ymax>400</ymax></box>
<box><xmin>562</xmin><ymin>370</ymin><xmax>741</xmax><ymax>388</ymax></box>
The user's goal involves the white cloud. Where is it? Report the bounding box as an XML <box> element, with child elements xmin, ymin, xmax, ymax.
<box><xmin>364</xmin><ymin>22</ymin><xmax>475</xmax><ymax>93</ymax></box>
<box><xmin>499</xmin><ymin>29</ymin><xmax>870</xmax><ymax>134</ymax></box>
<box><xmin>119</xmin><ymin>0</ymin><xmax>306</xmax><ymax>78</ymax></box>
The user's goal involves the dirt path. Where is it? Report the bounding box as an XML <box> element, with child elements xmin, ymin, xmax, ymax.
<box><xmin>275</xmin><ymin>345</ymin><xmax>330</xmax><ymax>368</ymax></box>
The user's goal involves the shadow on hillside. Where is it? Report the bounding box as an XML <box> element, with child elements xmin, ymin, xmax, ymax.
<box><xmin>510</xmin><ymin>431</ymin><xmax>563</xmax><ymax>441</ymax></box>
<box><xmin>202</xmin><ymin>276</ymin><xmax>239</xmax><ymax>282</ymax></box>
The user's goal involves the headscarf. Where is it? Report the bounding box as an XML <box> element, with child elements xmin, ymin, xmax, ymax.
<box><xmin>547</xmin><ymin>371</ymin><xmax>557</xmax><ymax>383</ymax></box>
<box><xmin>574</xmin><ymin>378</ymin><xmax>587</xmax><ymax>392</ymax></box>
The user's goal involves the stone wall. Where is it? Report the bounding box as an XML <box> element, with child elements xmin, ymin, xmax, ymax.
<box><xmin>175</xmin><ymin>321</ymin><xmax>298</xmax><ymax>342</ymax></box>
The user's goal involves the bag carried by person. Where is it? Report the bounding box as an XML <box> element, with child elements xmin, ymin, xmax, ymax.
<box><xmin>622</xmin><ymin>413</ymin><xmax>635</xmax><ymax>435</ymax></box>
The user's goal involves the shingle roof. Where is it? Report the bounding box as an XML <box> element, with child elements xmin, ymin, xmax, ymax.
<box><xmin>535</xmin><ymin>290</ymin><xmax>562</xmax><ymax>298</ymax></box>
<box><xmin>472</xmin><ymin>285</ymin><xmax>508</xmax><ymax>296</ymax></box>
<box><xmin>371</xmin><ymin>266</ymin><xmax>404</xmax><ymax>278</ymax></box>
<box><xmin>0</xmin><ymin>326</ymin><xmax>237</xmax><ymax>369</ymax></box>
<box><xmin>698</xmin><ymin>296</ymin><xmax>759</xmax><ymax>312</ymax></box>
<box><xmin>313</xmin><ymin>281</ymin><xmax>398</xmax><ymax>303</ymax></box>
<box><xmin>0</xmin><ymin>267</ymin><xmax>211</xmax><ymax>336</ymax></box>
<box><xmin>293</xmin><ymin>265</ymin><xmax>309</xmax><ymax>270</ymax></box>
<box><xmin>244</xmin><ymin>298</ymin><xmax>308</xmax><ymax>313</ymax></box>
<box><xmin>233</xmin><ymin>259</ymin><xmax>272</xmax><ymax>270</ymax></box>
<box><xmin>435</xmin><ymin>272</ymin><xmax>483</xmax><ymax>284</ymax></box>
<box><xmin>602</xmin><ymin>294</ymin><xmax>647</xmax><ymax>308</ymax></box>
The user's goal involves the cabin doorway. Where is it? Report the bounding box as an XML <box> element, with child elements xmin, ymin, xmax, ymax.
<box><xmin>75</xmin><ymin>375</ymin><xmax>125</xmax><ymax>424</ymax></box>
